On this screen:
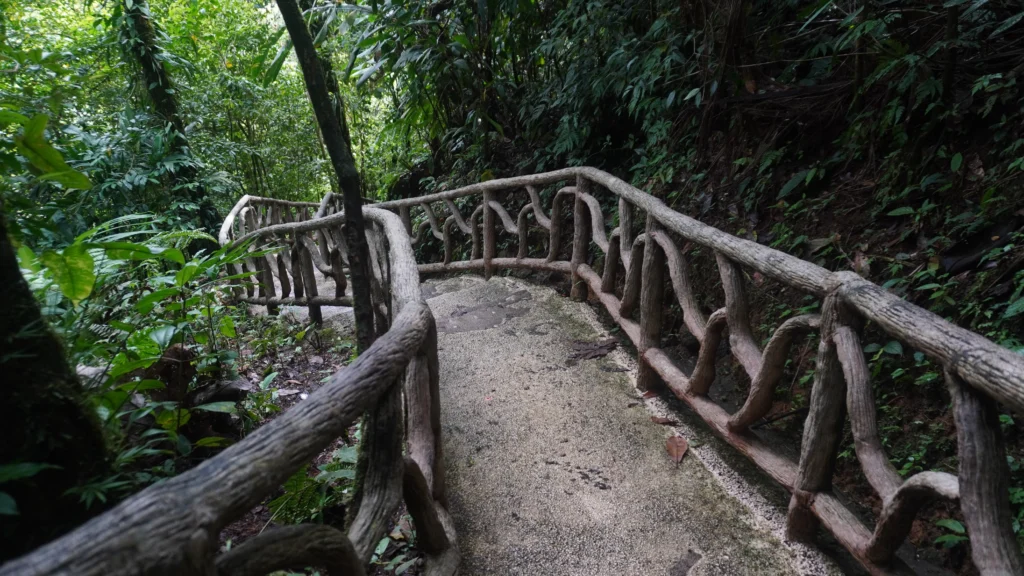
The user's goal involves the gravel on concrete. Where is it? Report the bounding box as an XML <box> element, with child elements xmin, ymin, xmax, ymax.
<box><xmin>424</xmin><ymin>275</ymin><xmax>840</xmax><ymax>576</ymax></box>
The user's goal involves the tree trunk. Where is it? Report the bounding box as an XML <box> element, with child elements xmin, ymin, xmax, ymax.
<box><xmin>275</xmin><ymin>0</ymin><xmax>375</xmax><ymax>353</ymax></box>
<box><xmin>0</xmin><ymin>205</ymin><xmax>109</xmax><ymax>561</ymax></box>
<box><xmin>120</xmin><ymin>0</ymin><xmax>221</xmax><ymax>236</ymax></box>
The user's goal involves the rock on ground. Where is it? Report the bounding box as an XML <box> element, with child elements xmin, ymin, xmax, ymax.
<box><xmin>424</xmin><ymin>275</ymin><xmax>838</xmax><ymax>576</ymax></box>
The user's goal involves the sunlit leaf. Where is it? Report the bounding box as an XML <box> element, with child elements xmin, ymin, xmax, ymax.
<box><xmin>194</xmin><ymin>402</ymin><xmax>238</xmax><ymax>415</ymax></box>
<box><xmin>40</xmin><ymin>244</ymin><xmax>95</xmax><ymax>305</ymax></box>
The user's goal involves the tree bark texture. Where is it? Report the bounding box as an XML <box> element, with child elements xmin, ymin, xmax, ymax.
<box><xmin>120</xmin><ymin>0</ymin><xmax>221</xmax><ymax>236</ymax></box>
<box><xmin>275</xmin><ymin>0</ymin><xmax>375</xmax><ymax>352</ymax></box>
<box><xmin>0</xmin><ymin>207</ymin><xmax>109</xmax><ymax>561</ymax></box>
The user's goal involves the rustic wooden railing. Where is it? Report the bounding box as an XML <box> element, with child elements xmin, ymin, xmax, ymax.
<box><xmin>7</xmin><ymin>167</ymin><xmax>1024</xmax><ymax>575</ymax></box>
<box><xmin>356</xmin><ymin>167</ymin><xmax>1021</xmax><ymax>576</ymax></box>
<box><xmin>0</xmin><ymin>207</ymin><xmax>458</xmax><ymax>576</ymax></box>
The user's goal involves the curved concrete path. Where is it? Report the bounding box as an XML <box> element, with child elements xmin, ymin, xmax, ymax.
<box><xmin>424</xmin><ymin>275</ymin><xmax>841</xmax><ymax>576</ymax></box>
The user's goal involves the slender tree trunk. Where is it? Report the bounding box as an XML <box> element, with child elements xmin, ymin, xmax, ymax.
<box><xmin>120</xmin><ymin>0</ymin><xmax>221</xmax><ymax>235</ymax></box>
<box><xmin>0</xmin><ymin>205</ymin><xmax>109</xmax><ymax>561</ymax></box>
<box><xmin>276</xmin><ymin>0</ymin><xmax>375</xmax><ymax>352</ymax></box>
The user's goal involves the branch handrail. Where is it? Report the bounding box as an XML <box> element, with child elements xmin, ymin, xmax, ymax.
<box><xmin>371</xmin><ymin>167</ymin><xmax>1024</xmax><ymax>574</ymax></box>
<box><xmin>2</xmin><ymin>207</ymin><xmax>458</xmax><ymax>576</ymax></box>
<box><xmin>11</xmin><ymin>166</ymin><xmax>1024</xmax><ymax>575</ymax></box>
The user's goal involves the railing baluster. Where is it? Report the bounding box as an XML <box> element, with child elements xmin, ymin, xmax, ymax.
<box><xmin>715</xmin><ymin>252</ymin><xmax>762</xmax><ymax>378</ymax></box>
<box><xmin>517</xmin><ymin>205</ymin><xmax>530</xmax><ymax>260</ymax></box>
<box><xmin>298</xmin><ymin>238</ymin><xmax>323</xmax><ymax>325</ymax></box>
<box><xmin>637</xmin><ymin>215</ymin><xmax>666</xmax><ymax>392</ymax></box>
<box><xmin>601</xmin><ymin>229</ymin><xmax>621</xmax><ymax>293</ymax></box>
<box><xmin>787</xmin><ymin>292</ymin><xmax>847</xmax><ymax>542</ymax></box>
<box><xmin>947</xmin><ymin>370</ymin><xmax>1024</xmax><ymax>574</ymax></box>
<box><xmin>482</xmin><ymin>191</ymin><xmax>496</xmax><ymax>279</ymax></box>
<box><xmin>400</xmin><ymin>205</ymin><xmax>412</xmax><ymax>236</ymax></box>
<box><xmin>276</xmin><ymin>252</ymin><xmax>291</xmax><ymax>299</ymax></box>
<box><xmin>570</xmin><ymin>177</ymin><xmax>592</xmax><ymax>300</ymax></box>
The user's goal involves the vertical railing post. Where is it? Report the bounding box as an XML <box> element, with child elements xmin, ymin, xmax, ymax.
<box><xmin>618</xmin><ymin>197</ymin><xmax>634</xmax><ymax>258</ymax></box>
<box><xmin>257</xmin><ymin>252</ymin><xmax>279</xmax><ymax>316</ymax></box>
<box><xmin>483</xmin><ymin>190</ymin><xmax>496</xmax><ymax>279</ymax></box>
<box><xmin>400</xmin><ymin>205</ymin><xmax>412</xmax><ymax>236</ymax></box>
<box><xmin>299</xmin><ymin>237</ymin><xmax>323</xmax><ymax>325</ymax></box>
<box><xmin>570</xmin><ymin>176</ymin><xmax>592</xmax><ymax>300</ymax></box>
<box><xmin>787</xmin><ymin>291</ymin><xmax>847</xmax><ymax>541</ymax></box>
<box><xmin>947</xmin><ymin>371</ymin><xmax>1024</xmax><ymax>573</ymax></box>
<box><xmin>637</xmin><ymin>215</ymin><xmax>665</xmax><ymax>392</ymax></box>
<box><xmin>290</xmin><ymin>243</ymin><xmax>305</xmax><ymax>299</ymax></box>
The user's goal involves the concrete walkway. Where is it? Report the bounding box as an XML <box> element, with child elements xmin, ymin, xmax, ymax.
<box><xmin>423</xmin><ymin>275</ymin><xmax>841</xmax><ymax>576</ymax></box>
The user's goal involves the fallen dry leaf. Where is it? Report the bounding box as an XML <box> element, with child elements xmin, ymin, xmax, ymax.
<box><xmin>567</xmin><ymin>338</ymin><xmax>618</xmax><ymax>362</ymax></box>
<box><xmin>642</xmin><ymin>390</ymin><xmax>658</xmax><ymax>399</ymax></box>
<box><xmin>666</xmin><ymin>436</ymin><xmax>689</xmax><ymax>464</ymax></box>
<box><xmin>285</xmin><ymin>379</ymin><xmax>302</xmax><ymax>386</ymax></box>
<box><xmin>652</xmin><ymin>416</ymin><xmax>678</xmax><ymax>426</ymax></box>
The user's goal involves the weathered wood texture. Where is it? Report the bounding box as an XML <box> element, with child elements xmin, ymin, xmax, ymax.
<box><xmin>369</xmin><ymin>167</ymin><xmax>1024</xmax><ymax>575</ymax></box>
<box><xmin>3</xmin><ymin>209</ymin><xmax>457</xmax><ymax>576</ymax></box>
<box><xmin>18</xmin><ymin>167</ymin><xmax>1022</xmax><ymax>576</ymax></box>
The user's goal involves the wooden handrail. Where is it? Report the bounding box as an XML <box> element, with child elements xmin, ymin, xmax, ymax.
<box><xmin>15</xmin><ymin>166</ymin><xmax>1023</xmax><ymax>576</ymax></box>
<box><xmin>3</xmin><ymin>208</ymin><xmax>458</xmax><ymax>576</ymax></box>
<box><xmin>384</xmin><ymin>167</ymin><xmax>1024</xmax><ymax>574</ymax></box>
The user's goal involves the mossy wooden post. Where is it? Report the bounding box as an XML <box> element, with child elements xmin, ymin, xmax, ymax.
<box><xmin>482</xmin><ymin>190</ymin><xmax>496</xmax><ymax>280</ymax></box>
<box><xmin>570</xmin><ymin>176</ymin><xmax>591</xmax><ymax>301</ymax></box>
<box><xmin>787</xmin><ymin>292</ymin><xmax>847</xmax><ymax>542</ymax></box>
<box><xmin>637</xmin><ymin>214</ymin><xmax>665</xmax><ymax>391</ymax></box>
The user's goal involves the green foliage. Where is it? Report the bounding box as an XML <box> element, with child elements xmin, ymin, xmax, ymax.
<box><xmin>268</xmin><ymin>443</ymin><xmax>359</xmax><ymax>525</ymax></box>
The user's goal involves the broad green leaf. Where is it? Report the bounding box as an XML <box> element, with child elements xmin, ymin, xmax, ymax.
<box><xmin>116</xmin><ymin>379</ymin><xmax>165</xmax><ymax>392</ymax></box>
<box><xmin>950</xmin><ymin>153</ymin><xmax>963</xmax><ymax>173</ymax></box>
<box><xmin>155</xmin><ymin>408</ymin><xmax>191</xmax><ymax>431</ymax></box>
<box><xmin>0</xmin><ymin>462</ymin><xmax>60</xmax><ymax>483</ymax></box>
<box><xmin>194</xmin><ymin>402</ymin><xmax>238</xmax><ymax>415</ymax></box>
<box><xmin>176</xmin><ymin>262</ymin><xmax>201</xmax><ymax>286</ymax></box>
<box><xmin>886</xmin><ymin>207</ymin><xmax>915</xmax><ymax>217</ymax></box>
<box><xmin>16</xmin><ymin>246</ymin><xmax>39</xmax><ymax>273</ymax></box>
<box><xmin>0</xmin><ymin>111</ymin><xmax>29</xmax><ymax>127</ymax></box>
<box><xmin>0</xmin><ymin>492</ymin><xmax>16</xmax><ymax>516</ymax></box>
<box><xmin>15</xmin><ymin>115</ymin><xmax>74</xmax><ymax>176</ymax></box>
<box><xmin>40</xmin><ymin>244</ymin><xmax>95</xmax><ymax>305</ymax></box>
<box><xmin>149</xmin><ymin>325</ymin><xmax>178</xmax><ymax>349</ymax></box>
<box><xmin>263</xmin><ymin>40</ymin><xmax>293</xmax><ymax>88</ymax></box>
<box><xmin>37</xmin><ymin>170</ymin><xmax>92</xmax><ymax>190</ymax></box>
<box><xmin>136</xmin><ymin>288</ymin><xmax>179</xmax><ymax>314</ymax></box>
<box><xmin>778</xmin><ymin>170</ymin><xmax>808</xmax><ymax>199</ymax></box>
<box><xmin>195</xmin><ymin>436</ymin><xmax>232</xmax><ymax>448</ymax></box>
<box><xmin>219</xmin><ymin>315</ymin><xmax>236</xmax><ymax>338</ymax></box>
<box><xmin>936</xmin><ymin>518</ymin><xmax>966</xmax><ymax>534</ymax></box>
<box><xmin>396</xmin><ymin>558</ymin><xmax>417</xmax><ymax>575</ymax></box>
<box><xmin>260</xmin><ymin>371</ymin><xmax>279</xmax><ymax>390</ymax></box>
<box><xmin>333</xmin><ymin>445</ymin><xmax>358</xmax><ymax>464</ymax></box>
<box><xmin>317</xmin><ymin>468</ymin><xmax>356</xmax><ymax>483</ymax></box>
<box><xmin>883</xmin><ymin>341</ymin><xmax>903</xmax><ymax>355</ymax></box>
<box><xmin>374</xmin><ymin>537</ymin><xmax>390</xmax><ymax>557</ymax></box>
<box><xmin>108</xmin><ymin>357</ymin><xmax>158</xmax><ymax>378</ymax></box>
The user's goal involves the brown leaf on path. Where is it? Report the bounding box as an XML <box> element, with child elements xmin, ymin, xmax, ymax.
<box><xmin>641</xmin><ymin>390</ymin><xmax>658</xmax><ymax>399</ymax></box>
<box><xmin>567</xmin><ymin>338</ymin><xmax>618</xmax><ymax>362</ymax></box>
<box><xmin>666</xmin><ymin>436</ymin><xmax>689</xmax><ymax>464</ymax></box>
<box><xmin>652</xmin><ymin>416</ymin><xmax>678</xmax><ymax>426</ymax></box>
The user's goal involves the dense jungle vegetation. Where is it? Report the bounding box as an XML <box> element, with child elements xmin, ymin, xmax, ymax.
<box><xmin>3</xmin><ymin>0</ymin><xmax>1024</xmax><ymax>573</ymax></box>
